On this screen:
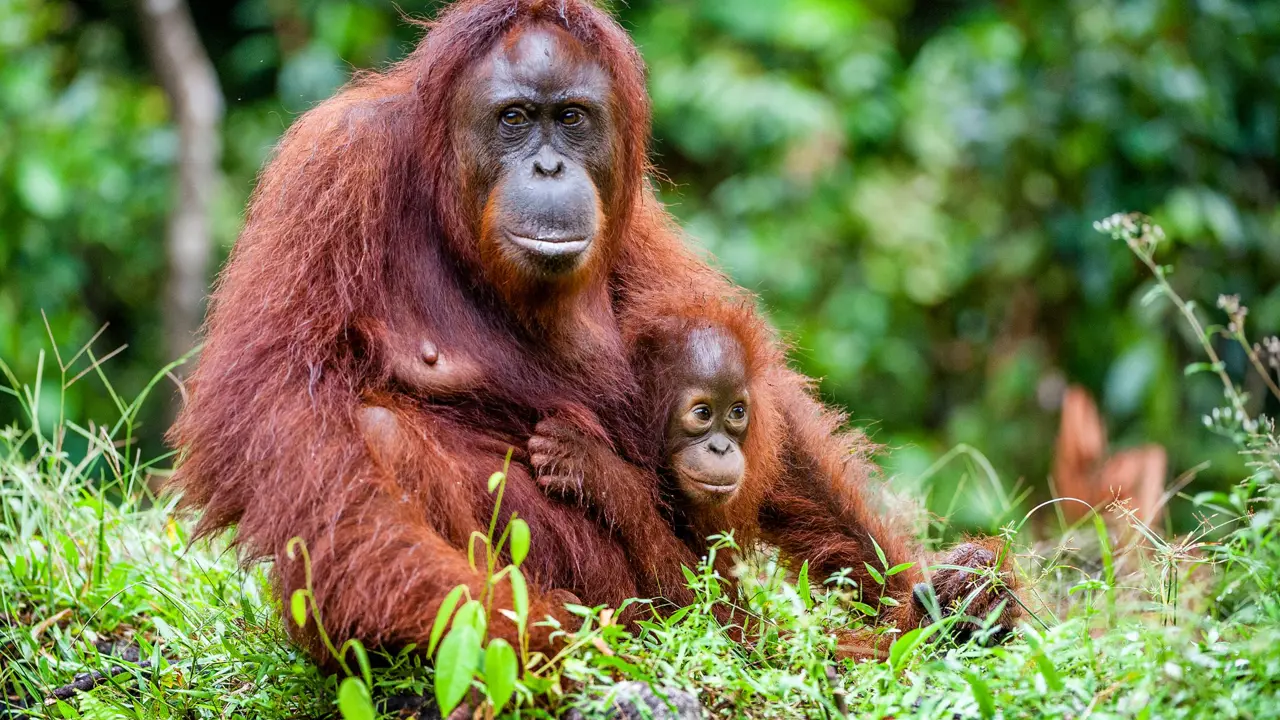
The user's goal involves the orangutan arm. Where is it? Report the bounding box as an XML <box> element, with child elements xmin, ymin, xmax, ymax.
<box><xmin>174</xmin><ymin>391</ymin><xmax>579</xmax><ymax>668</ymax></box>
<box><xmin>759</xmin><ymin>376</ymin><xmax>1019</xmax><ymax>635</ymax></box>
<box><xmin>751</xmin><ymin>374</ymin><xmax>926</xmax><ymax>629</ymax></box>
<box><xmin>528</xmin><ymin>416</ymin><xmax>702</xmax><ymax>607</ymax></box>
<box><xmin>267</xmin><ymin>400</ymin><xmax>582</xmax><ymax>662</ymax></box>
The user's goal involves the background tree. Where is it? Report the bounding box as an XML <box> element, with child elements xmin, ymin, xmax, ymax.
<box><xmin>136</xmin><ymin>0</ymin><xmax>223</xmax><ymax>371</ymax></box>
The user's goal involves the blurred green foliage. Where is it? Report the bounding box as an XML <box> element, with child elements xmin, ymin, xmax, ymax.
<box><xmin>1</xmin><ymin>0</ymin><xmax>1277</xmax><ymax>527</ymax></box>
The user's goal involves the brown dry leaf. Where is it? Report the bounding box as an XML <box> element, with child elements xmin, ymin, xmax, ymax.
<box><xmin>1100</xmin><ymin>446</ymin><xmax>1166</xmax><ymax>526</ymax></box>
<box><xmin>30</xmin><ymin>608</ymin><xmax>72</xmax><ymax>643</ymax></box>
<box><xmin>1053</xmin><ymin>386</ymin><xmax>1107</xmax><ymax>510</ymax></box>
<box><xmin>1052</xmin><ymin>385</ymin><xmax>1167</xmax><ymax>526</ymax></box>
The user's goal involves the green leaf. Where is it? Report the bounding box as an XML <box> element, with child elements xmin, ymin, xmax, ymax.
<box><xmin>1184</xmin><ymin>361</ymin><xmax>1225</xmax><ymax>377</ymax></box>
<box><xmin>888</xmin><ymin>627</ymin><xmax>922</xmax><ymax>673</ymax></box>
<box><xmin>871</xmin><ymin>537</ymin><xmax>888</xmax><ymax>569</ymax></box>
<box><xmin>885</xmin><ymin>562</ymin><xmax>915</xmax><ymax>577</ymax></box>
<box><xmin>964</xmin><ymin>671</ymin><xmax>995</xmax><ymax>719</ymax></box>
<box><xmin>508</xmin><ymin>567</ymin><xmax>529</xmax><ymax>627</ymax></box>
<box><xmin>523</xmin><ymin>675</ymin><xmax>555</xmax><ymax>695</ymax></box>
<box><xmin>664</xmin><ymin>605</ymin><xmax>693</xmax><ymax>628</ymax></box>
<box><xmin>150</xmin><ymin>637</ymin><xmax>163</xmax><ymax>673</ymax></box>
<box><xmin>58</xmin><ymin>533</ymin><xmax>78</xmax><ymax>570</ymax></box>
<box><xmin>509</xmin><ymin>518</ymin><xmax>530</xmax><ymax>566</ymax></box>
<box><xmin>864</xmin><ymin>563</ymin><xmax>885</xmax><ymax>586</ymax></box>
<box><xmin>428</xmin><ymin>585</ymin><xmax>467</xmax><ymax>657</ymax></box>
<box><xmin>1093</xmin><ymin>513</ymin><xmax>1117</xmax><ymax>616</ymax></box>
<box><xmin>454</xmin><ymin>599</ymin><xmax>487</xmax><ymax>637</ymax></box>
<box><xmin>337</xmin><ymin>677</ymin><xmax>374</xmax><ymax>720</ymax></box>
<box><xmin>16</xmin><ymin>158</ymin><xmax>68</xmax><ymax>219</ymax></box>
<box><xmin>593</xmin><ymin>653</ymin><xmax>647</xmax><ymax>679</ymax></box>
<box><xmin>290</xmin><ymin>590</ymin><xmax>308</xmax><ymax>628</ymax></box>
<box><xmin>151</xmin><ymin>616</ymin><xmax>178</xmax><ymax>642</ymax></box>
<box><xmin>342</xmin><ymin>640</ymin><xmax>373</xmax><ymax>689</ymax></box>
<box><xmin>563</xmin><ymin>603</ymin><xmax>592</xmax><ymax>618</ymax></box>
<box><xmin>488</xmin><ymin>471</ymin><xmax>505</xmax><ymax>493</ymax></box>
<box><xmin>796</xmin><ymin>560</ymin><xmax>813</xmax><ymax>610</ymax></box>
<box><xmin>435</xmin><ymin>625</ymin><xmax>481</xmax><ymax>716</ymax></box>
<box><xmin>850</xmin><ymin>601</ymin><xmax>877</xmax><ymax>616</ymax></box>
<box><xmin>888</xmin><ymin>623</ymin><xmax>940</xmax><ymax>673</ymax></box>
<box><xmin>680</xmin><ymin>565</ymin><xmax>698</xmax><ymax>587</ymax></box>
<box><xmin>1024</xmin><ymin>629</ymin><xmax>1064</xmax><ymax>691</ymax></box>
<box><xmin>483</xmin><ymin>639</ymin><xmax>518</xmax><ymax>713</ymax></box>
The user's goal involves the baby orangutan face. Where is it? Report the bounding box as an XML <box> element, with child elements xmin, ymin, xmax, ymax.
<box><xmin>666</xmin><ymin>326</ymin><xmax>750</xmax><ymax>506</ymax></box>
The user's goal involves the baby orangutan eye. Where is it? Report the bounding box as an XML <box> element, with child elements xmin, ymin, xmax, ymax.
<box><xmin>727</xmin><ymin>404</ymin><xmax>747</xmax><ymax>422</ymax></box>
<box><xmin>691</xmin><ymin>404</ymin><xmax>712</xmax><ymax>422</ymax></box>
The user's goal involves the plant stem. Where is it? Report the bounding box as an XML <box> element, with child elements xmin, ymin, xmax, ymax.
<box><xmin>483</xmin><ymin>448</ymin><xmax>515</xmax><ymax>641</ymax></box>
<box><xmin>1233</xmin><ymin>330</ymin><xmax>1280</xmax><ymax>402</ymax></box>
<box><xmin>1131</xmin><ymin>244</ymin><xmax>1247</xmax><ymax>418</ymax></box>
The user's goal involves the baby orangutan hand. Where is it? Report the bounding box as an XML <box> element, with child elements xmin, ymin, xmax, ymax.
<box><xmin>528</xmin><ymin>416</ymin><xmax>603</xmax><ymax>500</ymax></box>
<box><xmin>912</xmin><ymin>538</ymin><xmax>1020</xmax><ymax>644</ymax></box>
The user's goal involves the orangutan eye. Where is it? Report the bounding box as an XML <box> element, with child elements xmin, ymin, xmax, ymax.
<box><xmin>728</xmin><ymin>404</ymin><xmax>747</xmax><ymax>422</ymax></box>
<box><xmin>558</xmin><ymin>108</ymin><xmax>585</xmax><ymax>126</ymax></box>
<box><xmin>500</xmin><ymin>107</ymin><xmax>530</xmax><ymax>127</ymax></box>
<box><xmin>691</xmin><ymin>404</ymin><xmax>712</xmax><ymax>422</ymax></box>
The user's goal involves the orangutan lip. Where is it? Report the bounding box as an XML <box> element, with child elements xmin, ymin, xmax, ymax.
<box><xmin>507</xmin><ymin>232</ymin><xmax>591</xmax><ymax>257</ymax></box>
<box><xmin>693</xmin><ymin>481</ymin><xmax>738</xmax><ymax>495</ymax></box>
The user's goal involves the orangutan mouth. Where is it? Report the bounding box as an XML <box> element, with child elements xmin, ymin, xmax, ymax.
<box><xmin>507</xmin><ymin>232</ymin><xmax>592</xmax><ymax>259</ymax></box>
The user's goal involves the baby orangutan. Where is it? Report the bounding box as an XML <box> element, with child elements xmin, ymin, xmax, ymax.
<box><xmin>536</xmin><ymin>324</ymin><xmax>751</xmax><ymax>503</ymax></box>
<box><xmin>529</xmin><ymin>314</ymin><xmax>1021</xmax><ymax>649</ymax></box>
<box><xmin>528</xmin><ymin>322</ymin><xmax>755</xmax><ymax>613</ymax></box>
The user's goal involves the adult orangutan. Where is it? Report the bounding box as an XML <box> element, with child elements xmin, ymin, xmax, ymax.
<box><xmin>168</xmin><ymin>0</ymin><xmax>1016</xmax><ymax>665</ymax></box>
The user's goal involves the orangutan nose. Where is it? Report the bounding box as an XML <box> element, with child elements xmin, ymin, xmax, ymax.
<box><xmin>532</xmin><ymin>147</ymin><xmax>565</xmax><ymax>177</ymax></box>
<box><xmin>707</xmin><ymin>436</ymin><xmax>730</xmax><ymax>455</ymax></box>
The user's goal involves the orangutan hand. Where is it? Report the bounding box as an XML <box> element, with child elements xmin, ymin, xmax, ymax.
<box><xmin>912</xmin><ymin>539</ymin><xmax>1020</xmax><ymax>643</ymax></box>
<box><xmin>528</xmin><ymin>417</ymin><xmax>598</xmax><ymax>499</ymax></box>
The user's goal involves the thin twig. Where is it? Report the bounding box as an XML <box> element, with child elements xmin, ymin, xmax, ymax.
<box><xmin>48</xmin><ymin>661</ymin><xmax>153</xmax><ymax>702</ymax></box>
<box><xmin>1130</xmin><ymin>245</ymin><xmax>1246</xmax><ymax>416</ymax></box>
<box><xmin>1234</xmin><ymin>330</ymin><xmax>1280</xmax><ymax>402</ymax></box>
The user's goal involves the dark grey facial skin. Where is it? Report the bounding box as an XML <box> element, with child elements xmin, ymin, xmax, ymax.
<box><xmin>666</xmin><ymin>327</ymin><xmax>750</xmax><ymax>506</ymax></box>
<box><xmin>454</xmin><ymin>24</ymin><xmax>617</xmax><ymax>278</ymax></box>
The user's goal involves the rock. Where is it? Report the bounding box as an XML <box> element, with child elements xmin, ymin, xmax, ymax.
<box><xmin>565</xmin><ymin>681</ymin><xmax>704</xmax><ymax>720</ymax></box>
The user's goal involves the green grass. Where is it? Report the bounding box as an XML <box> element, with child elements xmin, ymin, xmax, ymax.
<box><xmin>3</xmin><ymin>217</ymin><xmax>1280</xmax><ymax>718</ymax></box>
